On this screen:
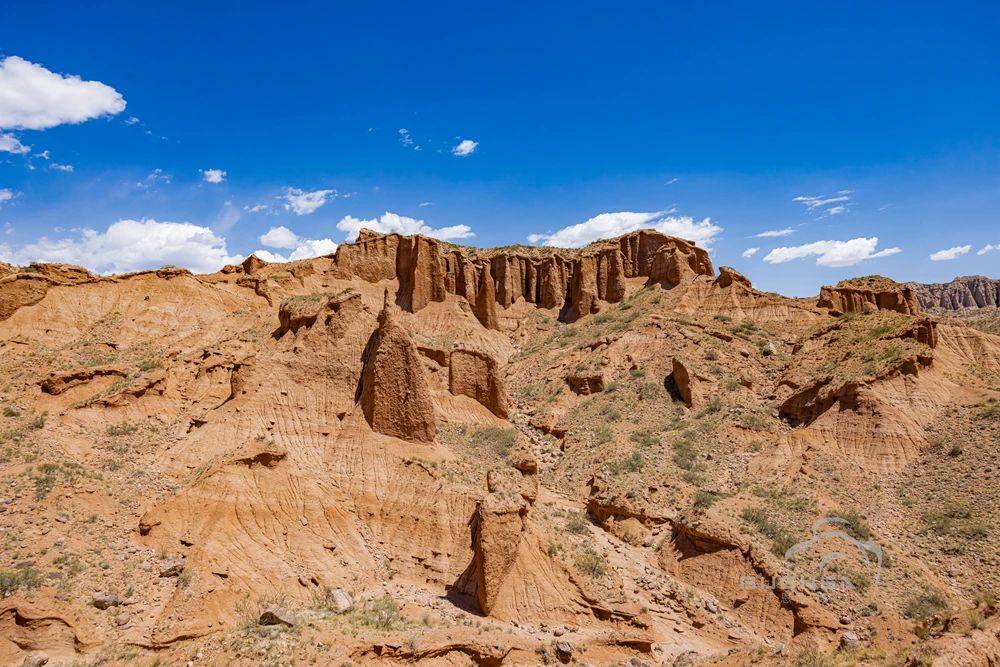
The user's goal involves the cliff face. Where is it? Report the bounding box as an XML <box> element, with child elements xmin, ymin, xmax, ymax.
<box><xmin>331</xmin><ymin>229</ymin><xmax>714</xmax><ymax>328</ymax></box>
<box><xmin>908</xmin><ymin>275</ymin><xmax>1000</xmax><ymax>312</ymax></box>
<box><xmin>817</xmin><ymin>276</ymin><xmax>919</xmax><ymax>315</ymax></box>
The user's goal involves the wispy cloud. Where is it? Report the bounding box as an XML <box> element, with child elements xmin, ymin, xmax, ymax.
<box><xmin>978</xmin><ymin>243</ymin><xmax>999</xmax><ymax>256</ymax></box>
<box><xmin>793</xmin><ymin>189</ymin><xmax>854</xmax><ymax>217</ymax></box>
<box><xmin>0</xmin><ymin>133</ymin><xmax>30</xmax><ymax>155</ymax></box>
<box><xmin>741</xmin><ymin>247</ymin><xmax>759</xmax><ymax>258</ymax></box>
<box><xmin>763</xmin><ymin>237</ymin><xmax>900</xmax><ymax>267</ymax></box>
<box><xmin>49</xmin><ymin>162</ymin><xmax>73</xmax><ymax>172</ymax></box>
<box><xmin>244</xmin><ymin>203</ymin><xmax>270</xmax><ymax>213</ymax></box>
<box><xmin>451</xmin><ymin>139</ymin><xmax>478</xmax><ymax>156</ymax></box>
<box><xmin>0</xmin><ymin>188</ymin><xmax>19</xmax><ymax>208</ymax></box>
<box><xmin>398</xmin><ymin>128</ymin><xmax>421</xmax><ymax>151</ymax></box>
<box><xmin>282</xmin><ymin>187</ymin><xmax>336</xmax><ymax>215</ymax></box>
<box><xmin>754</xmin><ymin>228</ymin><xmax>795</xmax><ymax>238</ymax></box>
<box><xmin>136</xmin><ymin>168</ymin><xmax>171</xmax><ymax>189</ymax></box>
<box><xmin>929</xmin><ymin>245</ymin><xmax>971</xmax><ymax>261</ymax></box>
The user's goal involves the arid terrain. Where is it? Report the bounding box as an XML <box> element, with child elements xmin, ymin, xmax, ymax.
<box><xmin>0</xmin><ymin>229</ymin><xmax>998</xmax><ymax>666</ymax></box>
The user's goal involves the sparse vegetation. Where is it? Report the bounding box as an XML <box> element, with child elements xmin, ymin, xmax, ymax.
<box><xmin>741</xmin><ymin>507</ymin><xmax>798</xmax><ymax>556</ymax></box>
<box><xmin>574</xmin><ymin>548</ymin><xmax>607</xmax><ymax>578</ymax></box>
<box><xmin>469</xmin><ymin>427</ymin><xmax>517</xmax><ymax>457</ymax></box>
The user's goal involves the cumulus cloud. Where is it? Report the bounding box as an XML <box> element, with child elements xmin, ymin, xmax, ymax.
<box><xmin>0</xmin><ymin>133</ymin><xmax>30</xmax><ymax>155</ymax></box>
<box><xmin>741</xmin><ymin>247</ymin><xmax>759</xmax><ymax>258</ymax></box>
<box><xmin>0</xmin><ymin>219</ymin><xmax>241</xmax><ymax>274</ymax></box>
<box><xmin>929</xmin><ymin>245</ymin><xmax>972</xmax><ymax>261</ymax></box>
<box><xmin>978</xmin><ymin>243</ymin><xmax>999</xmax><ymax>256</ymax></box>
<box><xmin>282</xmin><ymin>187</ymin><xmax>335</xmax><ymax>215</ymax></box>
<box><xmin>258</xmin><ymin>225</ymin><xmax>300</xmax><ymax>249</ymax></box>
<box><xmin>251</xmin><ymin>226</ymin><xmax>337</xmax><ymax>263</ymax></box>
<box><xmin>0</xmin><ymin>188</ymin><xmax>18</xmax><ymax>208</ymax></box>
<box><xmin>201</xmin><ymin>168</ymin><xmax>226</xmax><ymax>184</ymax></box>
<box><xmin>528</xmin><ymin>210</ymin><xmax>722</xmax><ymax>248</ymax></box>
<box><xmin>452</xmin><ymin>139</ymin><xmax>478</xmax><ymax>156</ymax></box>
<box><xmin>754</xmin><ymin>228</ymin><xmax>795</xmax><ymax>238</ymax></box>
<box><xmin>0</xmin><ymin>56</ymin><xmax>126</xmax><ymax>130</ymax></box>
<box><xmin>763</xmin><ymin>237</ymin><xmax>901</xmax><ymax>267</ymax></box>
<box><xmin>336</xmin><ymin>211</ymin><xmax>474</xmax><ymax>242</ymax></box>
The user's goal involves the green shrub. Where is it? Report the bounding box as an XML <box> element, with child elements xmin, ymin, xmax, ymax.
<box><xmin>565</xmin><ymin>512</ymin><xmax>590</xmax><ymax>535</ymax></box>
<box><xmin>741</xmin><ymin>508</ymin><xmax>798</xmax><ymax>556</ymax></box>
<box><xmin>359</xmin><ymin>595</ymin><xmax>403</xmax><ymax>630</ymax></box>
<box><xmin>574</xmin><ymin>548</ymin><xmax>607</xmax><ymax>578</ymax></box>
<box><xmin>904</xmin><ymin>590</ymin><xmax>948</xmax><ymax>621</ymax></box>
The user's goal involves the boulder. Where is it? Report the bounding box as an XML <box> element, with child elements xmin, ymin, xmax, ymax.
<box><xmin>258</xmin><ymin>606</ymin><xmax>296</xmax><ymax>627</ymax></box>
<box><xmin>448</xmin><ymin>349</ymin><xmax>510</xmax><ymax>418</ymax></box>
<box><xmin>326</xmin><ymin>587</ymin><xmax>354</xmax><ymax>614</ymax></box>
<box><xmin>565</xmin><ymin>371</ymin><xmax>604</xmax><ymax>395</ymax></box>
<box><xmin>22</xmin><ymin>652</ymin><xmax>48</xmax><ymax>667</ymax></box>
<box><xmin>358</xmin><ymin>292</ymin><xmax>436</xmax><ymax>442</ymax></box>
<box><xmin>713</xmin><ymin>266</ymin><xmax>752</xmax><ymax>289</ymax></box>
<box><xmin>669</xmin><ymin>357</ymin><xmax>700</xmax><ymax>408</ymax></box>
<box><xmin>159</xmin><ymin>558</ymin><xmax>185</xmax><ymax>577</ymax></box>
<box><xmin>92</xmin><ymin>592</ymin><xmax>120</xmax><ymax>610</ymax></box>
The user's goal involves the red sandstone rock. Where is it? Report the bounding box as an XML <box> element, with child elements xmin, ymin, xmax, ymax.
<box><xmin>817</xmin><ymin>276</ymin><xmax>919</xmax><ymax>315</ymax></box>
<box><xmin>449</xmin><ymin>348</ymin><xmax>510</xmax><ymax>418</ymax></box>
<box><xmin>358</xmin><ymin>292</ymin><xmax>436</xmax><ymax>442</ymax></box>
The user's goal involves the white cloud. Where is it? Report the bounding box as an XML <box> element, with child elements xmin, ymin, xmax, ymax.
<box><xmin>137</xmin><ymin>168</ymin><xmax>171</xmax><ymax>189</ymax></box>
<box><xmin>741</xmin><ymin>247</ymin><xmax>759</xmax><ymax>258</ymax></box>
<box><xmin>418</xmin><ymin>201</ymin><xmax>433</xmax><ymax>208</ymax></box>
<box><xmin>245</xmin><ymin>203</ymin><xmax>270</xmax><ymax>213</ymax></box>
<box><xmin>124</xmin><ymin>116</ymin><xmax>140</xmax><ymax>126</ymax></box>
<box><xmin>251</xmin><ymin>229</ymin><xmax>337</xmax><ymax>263</ymax></box>
<box><xmin>665</xmin><ymin>177</ymin><xmax>679</xmax><ymax>185</ymax></box>
<box><xmin>0</xmin><ymin>133</ymin><xmax>30</xmax><ymax>155</ymax></box>
<box><xmin>754</xmin><ymin>228</ymin><xmax>795</xmax><ymax>238</ymax></box>
<box><xmin>397</xmin><ymin>128</ymin><xmax>421</xmax><ymax>150</ymax></box>
<box><xmin>259</xmin><ymin>225</ymin><xmax>300</xmax><ymax>249</ymax></box>
<box><xmin>0</xmin><ymin>56</ymin><xmax>126</xmax><ymax>130</ymax></box>
<box><xmin>282</xmin><ymin>187</ymin><xmax>335</xmax><ymax>215</ymax></box>
<box><xmin>528</xmin><ymin>210</ymin><xmax>722</xmax><ymax>248</ymax></box>
<box><xmin>452</xmin><ymin>139</ymin><xmax>478</xmax><ymax>156</ymax></box>
<box><xmin>763</xmin><ymin>237</ymin><xmax>901</xmax><ymax>267</ymax></box>
<box><xmin>793</xmin><ymin>190</ymin><xmax>853</xmax><ymax>217</ymax></box>
<box><xmin>978</xmin><ymin>243</ymin><xmax>999</xmax><ymax>256</ymax></box>
<box><xmin>0</xmin><ymin>219</ymin><xmax>241</xmax><ymax>274</ymax></box>
<box><xmin>0</xmin><ymin>188</ymin><xmax>18</xmax><ymax>207</ymax></box>
<box><xmin>929</xmin><ymin>245</ymin><xmax>972</xmax><ymax>261</ymax></box>
<box><xmin>336</xmin><ymin>211</ymin><xmax>474</xmax><ymax>242</ymax></box>
<box><xmin>201</xmin><ymin>168</ymin><xmax>226</xmax><ymax>184</ymax></box>
<box><xmin>49</xmin><ymin>162</ymin><xmax>73</xmax><ymax>172</ymax></box>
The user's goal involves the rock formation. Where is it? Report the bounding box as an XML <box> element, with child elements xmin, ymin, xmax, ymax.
<box><xmin>713</xmin><ymin>265</ymin><xmax>752</xmax><ymax>289</ymax></box>
<box><xmin>448</xmin><ymin>348</ymin><xmax>510</xmax><ymax>418</ymax></box>
<box><xmin>357</xmin><ymin>292</ymin><xmax>436</xmax><ymax>442</ymax></box>
<box><xmin>817</xmin><ymin>276</ymin><xmax>919</xmax><ymax>315</ymax></box>
<box><xmin>328</xmin><ymin>228</ymin><xmax>714</xmax><ymax>326</ymax></box>
<box><xmin>908</xmin><ymin>275</ymin><xmax>1000</xmax><ymax>311</ymax></box>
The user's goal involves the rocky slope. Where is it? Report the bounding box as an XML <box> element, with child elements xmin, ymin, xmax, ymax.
<box><xmin>0</xmin><ymin>230</ymin><xmax>998</xmax><ymax>666</ymax></box>
<box><xmin>908</xmin><ymin>275</ymin><xmax>1000</xmax><ymax>312</ymax></box>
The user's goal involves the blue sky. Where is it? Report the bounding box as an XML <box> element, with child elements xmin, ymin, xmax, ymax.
<box><xmin>1</xmin><ymin>1</ymin><xmax>998</xmax><ymax>295</ymax></box>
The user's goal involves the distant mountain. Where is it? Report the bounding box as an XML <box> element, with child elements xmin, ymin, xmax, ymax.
<box><xmin>908</xmin><ymin>275</ymin><xmax>1000</xmax><ymax>312</ymax></box>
